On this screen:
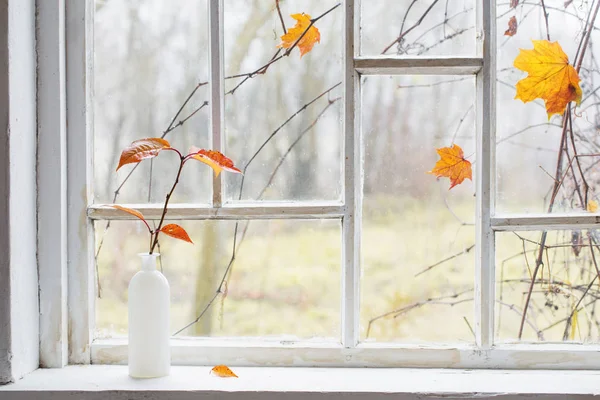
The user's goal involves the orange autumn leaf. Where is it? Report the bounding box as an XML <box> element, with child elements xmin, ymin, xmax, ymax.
<box><xmin>189</xmin><ymin>147</ymin><xmax>242</xmax><ymax>177</ymax></box>
<box><xmin>117</xmin><ymin>138</ymin><xmax>171</xmax><ymax>170</ymax></box>
<box><xmin>159</xmin><ymin>224</ymin><xmax>193</xmax><ymax>244</ymax></box>
<box><xmin>210</xmin><ymin>365</ymin><xmax>238</xmax><ymax>378</ymax></box>
<box><xmin>277</xmin><ymin>13</ymin><xmax>320</xmax><ymax>57</ymax></box>
<box><xmin>587</xmin><ymin>200</ymin><xmax>598</xmax><ymax>213</ymax></box>
<box><xmin>111</xmin><ymin>205</ymin><xmax>151</xmax><ymax>232</ymax></box>
<box><xmin>514</xmin><ymin>40</ymin><xmax>582</xmax><ymax>118</ymax></box>
<box><xmin>504</xmin><ymin>16</ymin><xmax>517</xmax><ymax>37</ymax></box>
<box><xmin>428</xmin><ymin>144</ymin><xmax>472</xmax><ymax>190</ymax></box>
<box><xmin>111</xmin><ymin>205</ymin><xmax>147</xmax><ymax>222</ymax></box>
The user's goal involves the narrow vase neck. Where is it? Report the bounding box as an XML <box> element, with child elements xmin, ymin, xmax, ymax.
<box><xmin>139</xmin><ymin>253</ymin><xmax>160</xmax><ymax>271</ymax></box>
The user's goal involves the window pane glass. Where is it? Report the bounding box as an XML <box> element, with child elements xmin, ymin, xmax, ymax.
<box><xmin>360</xmin><ymin>76</ymin><xmax>476</xmax><ymax>343</ymax></box>
<box><xmin>360</xmin><ymin>1</ymin><xmax>476</xmax><ymax>56</ymax></box>
<box><xmin>496</xmin><ymin>2</ymin><xmax>600</xmax><ymax>213</ymax></box>
<box><xmin>223</xmin><ymin>0</ymin><xmax>342</xmax><ymax>202</ymax></box>
<box><xmin>93</xmin><ymin>0</ymin><xmax>211</xmax><ymax>204</ymax></box>
<box><xmin>95</xmin><ymin>219</ymin><xmax>341</xmax><ymax>340</ymax></box>
<box><xmin>496</xmin><ymin>230</ymin><xmax>600</xmax><ymax>343</ymax></box>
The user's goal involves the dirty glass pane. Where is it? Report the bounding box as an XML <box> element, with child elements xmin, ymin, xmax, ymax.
<box><xmin>95</xmin><ymin>219</ymin><xmax>341</xmax><ymax>340</ymax></box>
<box><xmin>360</xmin><ymin>75</ymin><xmax>476</xmax><ymax>343</ymax></box>
<box><xmin>93</xmin><ymin>0</ymin><xmax>211</xmax><ymax>204</ymax></box>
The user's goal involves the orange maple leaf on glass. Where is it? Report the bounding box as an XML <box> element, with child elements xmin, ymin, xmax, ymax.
<box><xmin>116</xmin><ymin>138</ymin><xmax>171</xmax><ymax>170</ymax></box>
<box><xmin>189</xmin><ymin>147</ymin><xmax>242</xmax><ymax>177</ymax></box>
<box><xmin>428</xmin><ymin>144</ymin><xmax>472</xmax><ymax>190</ymax></box>
<box><xmin>210</xmin><ymin>365</ymin><xmax>238</xmax><ymax>378</ymax></box>
<box><xmin>514</xmin><ymin>40</ymin><xmax>582</xmax><ymax>118</ymax></box>
<box><xmin>277</xmin><ymin>13</ymin><xmax>321</xmax><ymax>57</ymax></box>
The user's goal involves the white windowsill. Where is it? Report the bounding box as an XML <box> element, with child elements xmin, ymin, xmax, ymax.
<box><xmin>1</xmin><ymin>366</ymin><xmax>600</xmax><ymax>399</ymax></box>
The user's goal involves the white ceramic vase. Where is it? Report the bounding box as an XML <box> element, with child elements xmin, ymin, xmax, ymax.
<box><xmin>128</xmin><ymin>253</ymin><xmax>170</xmax><ymax>378</ymax></box>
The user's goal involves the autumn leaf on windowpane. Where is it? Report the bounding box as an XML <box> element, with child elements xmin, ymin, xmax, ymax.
<box><xmin>514</xmin><ymin>40</ymin><xmax>582</xmax><ymax>118</ymax></box>
<box><xmin>277</xmin><ymin>13</ymin><xmax>320</xmax><ymax>57</ymax></box>
<box><xmin>159</xmin><ymin>224</ymin><xmax>193</xmax><ymax>244</ymax></box>
<box><xmin>210</xmin><ymin>365</ymin><xmax>238</xmax><ymax>378</ymax></box>
<box><xmin>116</xmin><ymin>138</ymin><xmax>171</xmax><ymax>170</ymax></box>
<box><xmin>428</xmin><ymin>144</ymin><xmax>472</xmax><ymax>190</ymax></box>
<box><xmin>189</xmin><ymin>147</ymin><xmax>242</xmax><ymax>177</ymax></box>
<box><xmin>510</xmin><ymin>0</ymin><xmax>519</xmax><ymax>8</ymax></box>
<box><xmin>504</xmin><ymin>16</ymin><xmax>517</xmax><ymax>36</ymax></box>
<box><xmin>587</xmin><ymin>200</ymin><xmax>598</xmax><ymax>213</ymax></box>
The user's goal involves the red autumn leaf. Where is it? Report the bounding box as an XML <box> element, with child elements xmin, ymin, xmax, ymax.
<box><xmin>504</xmin><ymin>16</ymin><xmax>518</xmax><ymax>37</ymax></box>
<box><xmin>189</xmin><ymin>147</ymin><xmax>242</xmax><ymax>177</ymax></box>
<box><xmin>510</xmin><ymin>0</ymin><xmax>519</xmax><ymax>8</ymax></box>
<box><xmin>210</xmin><ymin>365</ymin><xmax>238</xmax><ymax>378</ymax></box>
<box><xmin>116</xmin><ymin>138</ymin><xmax>171</xmax><ymax>171</ymax></box>
<box><xmin>277</xmin><ymin>13</ymin><xmax>321</xmax><ymax>57</ymax></box>
<box><xmin>159</xmin><ymin>224</ymin><xmax>193</xmax><ymax>244</ymax></box>
<box><xmin>427</xmin><ymin>144</ymin><xmax>472</xmax><ymax>190</ymax></box>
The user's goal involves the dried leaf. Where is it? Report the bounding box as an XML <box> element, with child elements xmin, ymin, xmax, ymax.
<box><xmin>510</xmin><ymin>0</ymin><xmax>519</xmax><ymax>8</ymax></box>
<box><xmin>587</xmin><ymin>200</ymin><xmax>598</xmax><ymax>213</ymax></box>
<box><xmin>111</xmin><ymin>205</ymin><xmax>147</xmax><ymax>223</ymax></box>
<box><xmin>189</xmin><ymin>147</ymin><xmax>242</xmax><ymax>177</ymax></box>
<box><xmin>210</xmin><ymin>365</ymin><xmax>238</xmax><ymax>378</ymax></box>
<box><xmin>504</xmin><ymin>16</ymin><xmax>518</xmax><ymax>36</ymax></box>
<box><xmin>572</xmin><ymin>231</ymin><xmax>583</xmax><ymax>257</ymax></box>
<box><xmin>569</xmin><ymin>308</ymin><xmax>578</xmax><ymax>341</ymax></box>
<box><xmin>277</xmin><ymin>13</ymin><xmax>320</xmax><ymax>57</ymax></box>
<box><xmin>159</xmin><ymin>224</ymin><xmax>193</xmax><ymax>244</ymax></box>
<box><xmin>117</xmin><ymin>138</ymin><xmax>171</xmax><ymax>170</ymax></box>
<box><xmin>428</xmin><ymin>144</ymin><xmax>472</xmax><ymax>190</ymax></box>
<box><xmin>514</xmin><ymin>40</ymin><xmax>582</xmax><ymax>118</ymax></box>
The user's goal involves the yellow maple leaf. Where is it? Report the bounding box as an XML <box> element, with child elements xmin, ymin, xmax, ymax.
<box><xmin>277</xmin><ymin>13</ymin><xmax>320</xmax><ymax>57</ymax></box>
<box><xmin>514</xmin><ymin>40</ymin><xmax>582</xmax><ymax>118</ymax></box>
<box><xmin>587</xmin><ymin>200</ymin><xmax>598</xmax><ymax>213</ymax></box>
<box><xmin>428</xmin><ymin>144</ymin><xmax>472</xmax><ymax>190</ymax></box>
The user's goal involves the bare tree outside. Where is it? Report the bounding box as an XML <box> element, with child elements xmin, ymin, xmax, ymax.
<box><xmin>94</xmin><ymin>0</ymin><xmax>600</xmax><ymax>344</ymax></box>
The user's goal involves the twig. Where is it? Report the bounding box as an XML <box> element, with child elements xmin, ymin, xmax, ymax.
<box><xmin>414</xmin><ymin>244</ymin><xmax>475</xmax><ymax>277</ymax></box>
<box><xmin>275</xmin><ymin>0</ymin><xmax>287</xmax><ymax>34</ymax></box>
<box><xmin>382</xmin><ymin>0</ymin><xmax>441</xmax><ymax>54</ymax></box>
<box><xmin>540</xmin><ymin>0</ymin><xmax>551</xmax><ymax>41</ymax></box>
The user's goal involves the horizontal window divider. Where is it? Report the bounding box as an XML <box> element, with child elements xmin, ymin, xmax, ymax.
<box><xmin>91</xmin><ymin>338</ymin><xmax>600</xmax><ymax>369</ymax></box>
<box><xmin>492</xmin><ymin>214</ymin><xmax>600</xmax><ymax>231</ymax></box>
<box><xmin>354</xmin><ymin>56</ymin><xmax>483</xmax><ymax>75</ymax></box>
<box><xmin>88</xmin><ymin>203</ymin><xmax>346</xmax><ymax>220</ymax></box>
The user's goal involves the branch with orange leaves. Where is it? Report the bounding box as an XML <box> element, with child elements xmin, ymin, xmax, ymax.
<box><xmin>172</xmin><ymin>83</ymin><xmax>341</xmax><ymax>336</ymax></box>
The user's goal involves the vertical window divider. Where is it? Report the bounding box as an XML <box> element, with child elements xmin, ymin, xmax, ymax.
<box><xmin>209</xmin><ymin>0</ymin><xmax>225</xmax><ymax>207</ymax></box>
<box><xmin>475</xmin><ymin>0</ymin><xmax>496</xmax><ymax>349</ymax></box>
<box><xmin>66</xmin><ymin>0</ymin><xmax>95</xmax><ymax>364</ymax></box>
<box><xmin>342</xmin><ymin>0</ymin><xmax>361</xmax><ymax>349</ymax></box>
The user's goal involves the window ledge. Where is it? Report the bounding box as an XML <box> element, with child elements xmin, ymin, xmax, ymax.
<box><xmin>1</xmin><ymin>366</ymin><xmax>600</xmax><ymax>399</ymax></box>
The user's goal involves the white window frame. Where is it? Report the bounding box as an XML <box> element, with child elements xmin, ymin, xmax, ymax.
<box><xmin>36</xmin><ymin>0</ymin><xmax>600</xmax><ymax>369</ymax></box>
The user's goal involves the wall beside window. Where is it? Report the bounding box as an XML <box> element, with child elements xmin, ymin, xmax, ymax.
<box><xmin>0</xmin><ymin>0</ymin><xmax>39</xmax><ymax>384</ymax></box>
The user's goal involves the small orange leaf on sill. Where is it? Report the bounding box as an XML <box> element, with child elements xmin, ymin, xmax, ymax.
<box><xmin>587</xmin><ymin>200</ymin><xmax>598</xmax><ymax>213</ymax></box>
<box><xmin>210</xmin><ymin>365</ymin><xmax>238</xmax><ymax>378</ymax></box>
